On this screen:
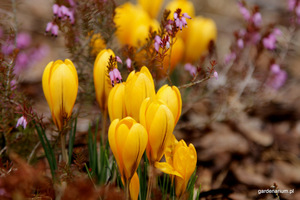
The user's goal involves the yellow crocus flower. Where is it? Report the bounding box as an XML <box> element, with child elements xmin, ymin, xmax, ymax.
<box><xmin>183</xmin><ymin>16</ymin><xmax>217</xmax><ymax>63</ymax></box>
<box><xmin>94</xmin><ymin>49</ymin><xmax>116</xmax><ymax>112</ymax></box>
<box><xmin>108</xmin><ymin>82</ymin><xmax>127</xmax><ymax>121</ymax></box>
<box><xmin>42</xmin><ymin>59</ymin><xmax>78</xmax><ymax>130</ymax></box>
<box><xmin>155</xmin><ymin>139</ymin><xmax>197</xmax><ymax>198</ymax></box>
<box><xmin>114</xmin><ymin>2</ymin><xmax>159</xmax><ymax>47</ymax></box>
<box><xmin>125</xmin><ymin>66</ymin><xmax>155</xmax><ymax>121</ymax></box>
<box><xmin>89</xmin><ymin>33</ymin><xmax>106</xmax><ymax>56</ymax></box>
<box><xmin>139</xmin><ymin>98</ymin><xmax>175</xmax><ymax>164</ymax></box>
<box><xmin>156</xmin><ymin>84</ymin><xmax>182</xmax><ymax>125</ymax></box>
<box><xmin>138</xmin><ymin>0</ymin><xmax>164</xmax><ymax>19</ymax></box>
<box><xmin>129</xmin><ymin>172</ymin><xmax>140</xmax><ymax>200</ymax></box>
<box><xmin>108</xmin><ymin>117</ymin><xmax>148</xmax><ymax>184</ymax></box>
<box><xmin>166</xmin><ymin>0</ymin><xmax>195</xmax><ymax>19</ymax></box>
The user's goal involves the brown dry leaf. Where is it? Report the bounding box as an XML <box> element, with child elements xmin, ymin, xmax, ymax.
<box><xmin>236</xmin><ymin>115</ymin><xmax>273</xmax><ymax>146</ymax></box>
<box><xmin>196</xmin><ymin>123</ymin><xmax>249</xmax><ymax>161</ymax></box>
<box><xmin>197</xmin><ymin>168</ymin><xmax>213</xmax><ymax>192</ymax></box>
<box><xmin>273</xmin><ymin>161</ymin><xmax>300</xmax><ymax>184</ymax></box>
<box><xmin>231</xmin><ymin>162</ymin><xmax>270</xmax><ymax>187</ymax></box>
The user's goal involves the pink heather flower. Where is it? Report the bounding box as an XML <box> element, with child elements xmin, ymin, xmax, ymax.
<box><xmin>53</xmin><ymin>4</ymin><xmax>60</xmax><ymax>16</ymax></box>
<box><xmin>16</xmin><ymin>116</ymin><xmax>27</xmax><ymax>129</ymax></box>
<box><xmin>154</xmin><ymin>35</ymin><xmax>162</xmax><ymax>52</ymax></box>
<box><xmin>51</xmin><ymin>24</ymin><xmax>59</xmax><ymax>37</ymax></box>
<box><xmin>237</xmin><ymin>38</ymin><xmax>244</xmax><ymax>49</ymax></box>
<box><xmin>67</xmin><ymin>0</ymin><xmax>76</xmax><ymax>7</ymax></box>
<box><xmin>126</xmin><ymin>58</ymin><xmax>132</xmax><ymax>69</ymax></box>
<box><xmin>263</xmin><ymin>28</ymin><xmax>281</xmax><ymax>50</ymax></box>
<box><xmin>250</xmin><ymin>32</ymin><xmax>261</xmax><ymax>44</ymax></box>
<box><xmin>238</xmin><ymin>2</ymin><xmax>251</xmax><ymax>21</ymax></box>
<box><xmin>213</xmin><ymin>71</ymin><xmax>218</xmax><ymax>79</ymax></box>
<box><xmin>288</xmin><ymin>0</ymin><xmax>296</xmax><ymax>11</ymax></box>
<box><xmin>16</xmin><ymin>33</ymin><xmax>31</xmax><ymax>49</ymax></box>
<box><xmin>184</xmin><ymin>63</ymin><xmax>197</xmax><ymax>76</ymax></box>
<box><xmin>224</xmin><ymin>52</ymin><xmax>236</xmax><ymax>64</ymax></box>
<box><xmin>45</xmin><ymin>22</ymin><xmax>53</xmax><ymax>33</ymax></box>
<box><xmin>2</xmin><ymin>42</ymin><xmax>14</xmax><ymax>55</ymax></box>
<box><xmin>252</xmin><ymin>12</ymin><xmax>262</xmax><ymax>27</ymax></box>
<box><xmin>109</xmin><ymin>68</ymin><xmax>122</xmax><ymax>87</ymax></box>
<box><xmin>296</xmin><ymin>4</ymin><xmax>300</xmax><ymax>17</ymax></box>
<box><xmin>60</xmin><ymin>5</ymin><xmax>69</xmax><ymax>17</ymax></box>
<box><xmin>267</xmin><ymin>64</ymin><xmax>287</xmax><ymax>90</ymax></box>
<box><xmin>116</xmin><ymin>56</ymin><xmax>122</xmax><ymax>64</ymax></box>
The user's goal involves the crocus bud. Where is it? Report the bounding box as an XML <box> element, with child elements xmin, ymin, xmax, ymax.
<box><xmin>42</xmin><ymin>59</ymin><xmax>78</xmax><ymax>130</ymax></box>
<box><xmin>108</xmin><ymin>117</ymin><xmax>148</xmax><ymax>181</ymax></box>
<box><xmin>94</xmin><ymin>49</ymin><xmax>116</xmax><ymax>112</ymax></box>
<box><xmin>139</xmin><ymin>98</ymin><xmax>175</xmax><ymax>164</ymax></box>
<box><xmin>155</xmin><ymin>139</ymin><xmax>197</xmax><ymax>198</ymax></box>
<box><xmin>108</xmin><ymin>82</ymin><xmax>126</xmax><ymax>121</ymax></box>
<box><xmin>125</xmin><ymin>66</ymin><xmax>155</xmax><ymax>121</ymax></box>
<box><xmin>156</xmin><ymin>85</ymin><xmax>182</xmax><ymax>125</ymax></box>
<box><xmin>183</xmin><ymin>16</ymin><xmax>217</xmax><ymax>63</ymax></box>
<box><xmin>138</xmin><ymin>0</ymin><xmax>163</xmax><ymax>19</ymax></box>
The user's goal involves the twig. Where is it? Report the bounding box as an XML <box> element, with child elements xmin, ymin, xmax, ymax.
<box><xmin>178</xmin><ymin>76</ymin><xmax>211</xmax><ymax>89</ymax></box>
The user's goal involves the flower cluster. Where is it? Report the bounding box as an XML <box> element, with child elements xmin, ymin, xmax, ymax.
<box><xmin>288</xmin><ymin>0</ymin><xmax>300</xmax><ymax>24</ymax></box>
<box><xmin>266</xmin><ymin>64</ymin><xmax>287</xmax><ymax>90</ymax></box>
<box><xmin>45</xmin><ymin>2</ymin><xmax>76</xmax><ymax>37</ymax></box>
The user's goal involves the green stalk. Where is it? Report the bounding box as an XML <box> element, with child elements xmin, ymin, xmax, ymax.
<box><xmin>125</xmin><ymin>179</ymin><xmax>130</xmax><ymax>200</ymax></box>
<box><xmin>60</xmin><ymin>131</ymin><xmax>68</xmax><ymax>164</ymax></box>
<box><xmin>101</xmin><ymin>109</ymin><xmax>107</xmax><ymax>144</ymax></box>
<box><xmin>68</xmin><ymin>118</ymin><xmax>77</xmax><ymax>165</ymax></box>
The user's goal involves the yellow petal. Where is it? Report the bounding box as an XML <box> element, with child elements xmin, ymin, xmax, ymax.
<box><xmin>183</xmin><ymin>17</ymin><xmax>217</xmax><ymax>63</ymax></box>
<box><xmin>138</xmin><ymin>0</ymin><xmax>163</xmax><ymax>19</ymax></box>
<box><xmin>157</xmin><ymin>85</ymin><xmax>182</xmax><ymax>125</ymax></box>
<box><xmin>125</xmin><ymin>67</ymin><xmax>155</xmax><ymax>121</ymax></box>
<box><xmin>42</xmin><ymin>61</ymin><xmax>54</xmax><ymax>112</ymax></box>
<box><xmin>148</xmin><ymin>104</ymin><xmax>174</xmax><ymax>163</ymax></box>
<box><xmin>94</xmin><ymin>49</ymin><xmax>115</xmax><ymax>112</ymax></box>
<box><xmin>122</xmin><ymin>123</ymin><xmax>147</xmax><ymax>179</ymax></box>
<box><xmin>49</xmin><ymin>60</ymin><xmax>78</xmax><ymax>130</ymax></box>
<box><xmin>108</xmin><ymin>82</ymin><xmax>127</xmax><ymax>121</ymax></box>
<box><xmin>154</xmin><ymin>162</ymin><xmax>182</xmax><ymax>178</ymax></box>
<box><xmin>130</xmin><ymin>172</ymin><xmax>140</xmax><ymax>200</ymax></box>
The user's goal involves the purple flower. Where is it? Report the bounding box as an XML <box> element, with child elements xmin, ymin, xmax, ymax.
<box><xmin>288</xmin><ymin>0</ymin><xmax>296</xmax><ymax>11</ymax></box>
<box><xmin>16</xmin><ymin>116</ymin><xmax>27</xmax><ymax>129</ymax></box>
<box><xmin>109</xmin><ymin>68</ymin><xmax>122</xmax><ymax>87</ymax></box>
<box><xmin>213</xmin><ymin>71</ymin><xmax>218</xmax><ymax>79</ymax></box>
<box><xmin>53</xmin><ymin>4</ymin><xmax>60</xmax><ymax>16</ymax></box>
<box><xmin>266</xmin><ymin>64</ymin><xmax>287</xmax><ymax>90</ymax></box>
<box><xmin>184</xmin><ymin>63</ymin><xmax>197</xmax><ymax>76</ymax></box>
<box><xmin>237</xmin><ymin>38</ymin><xmax>244</xmax><ymax>49</ymax></box>
<box><xmin>224</xmin><ymin>52</ymin><xmax>236</xmax><ymax>64</ymax></box>
<box><xmin>263</xmin><ymin>28</ymin><xmax>281</xmax><ymax>50</ymax></box>
<box><xmin>252</xmin><ymin>12</ymin><xmax>262</xmax><ymax>27</ymax></box>
<box><xmin>154</xmin><ymin>35</ymin><xmax>162</xmax><ymax>52</ymax></box>
<box><xmin>238</xmin><ymin>2</ymin><xmax>251</xmax><ymax>21</ymax></box>
<box><xmin>2</xmin><ymin>42</ymin><xmax>14</xmax><ymax>55</ymax></box>
<box><xmin>16</xmin><ymin>33</ymin><xmax>31</xmax><ymax>49</ymax></box>
<box><xmin>126</xmin><ymin>58</ymin><xmax>132</xmax><ymax>69</ymax></box>
<box><xmin>51</xmin><ymin>24</ymin><xmax>59</xmax><ymax>37</ymax></box>
<box><xmin>116</xmin><ymin>56</ymin><xmax>122</xmax><ymax>64</ymax></box>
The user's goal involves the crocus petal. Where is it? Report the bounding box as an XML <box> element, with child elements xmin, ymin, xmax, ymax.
<box><xmin>130</xmin><ymin>172</ymin><xmax>140</xmax><ymax>200</ymax></box>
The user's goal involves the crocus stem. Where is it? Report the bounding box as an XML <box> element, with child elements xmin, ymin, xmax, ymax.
<box><xmin>146</xmin><ymin>165</ymin><xmax>154</xmax><ymax>200</ymax></box>
<box><xmin>125</xmin><ymin>179</ymin><xmax>130</xmax><ymax>200</ymax></box>
<box><xmin>60</xmin><ymin>131</ymin><xmax>68</xmax><ymax>164</ymax></box>
<box><xmin>101</xmin><ymin>109</ymin><xmax>107</xmax><ymax>143</ymax></box>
